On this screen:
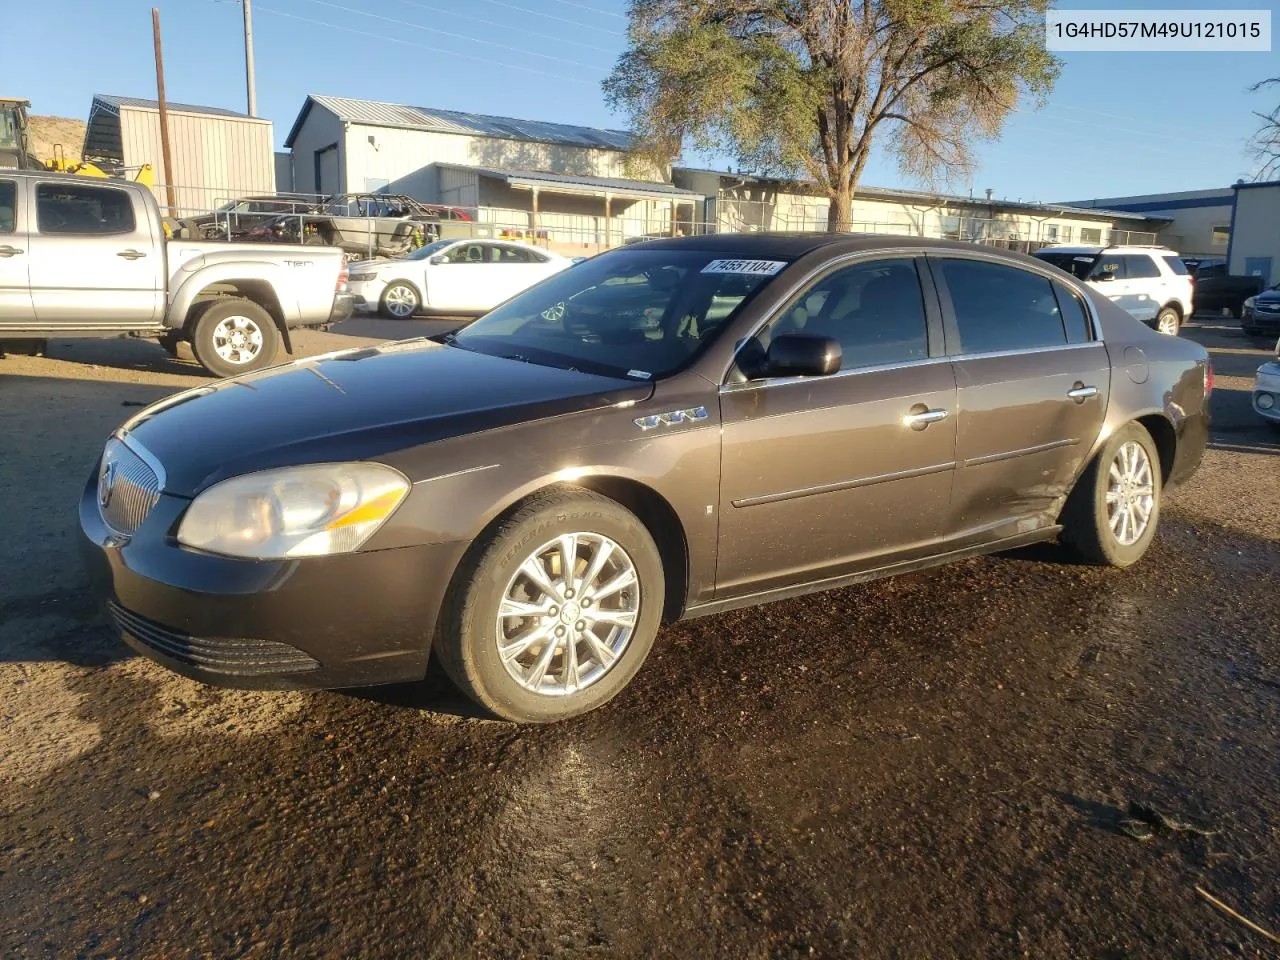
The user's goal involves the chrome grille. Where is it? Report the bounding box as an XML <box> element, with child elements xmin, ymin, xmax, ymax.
<box><xmin>97</xmin><ymin>436</ymin><xmax>163</xmax><ymax>536</ymax></box>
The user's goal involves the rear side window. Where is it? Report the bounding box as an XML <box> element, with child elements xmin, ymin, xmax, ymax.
<box><xmin>939</xmin><ymin>258</ymin><xmax>1067</xmax><ymax>354</ymax></box>
<box><xmin>1122</xmin><ymin>254</ymin><xmax>1160</xmax><ymax>279</ymax></box>
<box><xmin>36</xmin><ymin>183</ymin><xmax>136</xmax><ymax>235</ymax></box>
<box><xmin>1053</xmin><ymin>281</ymin><xmax>1093</xmax><ymax>343</ymax></box>
<box><xmin>0</xmin><ymin>181</ymin><xmax>14</xmax><ymax>233</ymax></box>
<box><xmin>1162</xmin><ymin>255</ymin><xmax>1190</xmax><ymax>276</ymax></box>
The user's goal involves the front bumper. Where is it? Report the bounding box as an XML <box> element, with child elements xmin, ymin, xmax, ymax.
<box><xmin>347</xmin><ymin>279</ymin><xmax>386</xmax><ymax>312</ymax></box>
<box><xmin>1253</xmin><ymin>362</ymin><xmax>1280</xmax><ymax>424</ymax></box>
<box><xmin>1243</xmin><ymin>305</ymin><xmax>1280</xmax><ymax>334</ymax></box>
<box><xmin>79</xmin><ymin>472</ymin><xmax>466</xmax><ymax>690</ymax></box>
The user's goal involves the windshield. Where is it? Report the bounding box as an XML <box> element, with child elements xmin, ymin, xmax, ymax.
<box><xmin>402</xmin><ymin>239</ymin><xmax>455</xmax><ymax>261</ymax></box>
<box><xmin>1035</xmin><ymin>251</ymin><xmax>1096</xmax><ymax>280</ymax></box>
<box><xmin>449</xmin><ymin>249</ymin><xmax>790</xmax><ymax>379</ymax></box>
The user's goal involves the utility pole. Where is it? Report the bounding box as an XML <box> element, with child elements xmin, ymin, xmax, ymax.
<box><xmin>151</xmin><ymin>8</ymin><xmax>178</xmax><ymax>218</ymax></box>
<box><xmin>243</xmin><ymin>0</ymin><xmax>257</xmax><ymax>117</ymax></box>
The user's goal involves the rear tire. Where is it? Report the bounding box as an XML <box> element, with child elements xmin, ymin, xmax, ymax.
<box><xmin>1155</xmin><ymin>306</ymin><xmax>1181</xmax><ymax>336</ymax></box>
<box><xmin>433</xmin><ymin>486</ymin><xmax>664</xmax><ymax>723</ymax></box>
<box><xmin>1060</xmin><ymin>421</ymin><xmax>1162</xmax><ymax>568</ymax></box>
<box><xmin>189</xmin><ymin>299</ymin><xmax>280</xmax><ymax>378</ymax></box>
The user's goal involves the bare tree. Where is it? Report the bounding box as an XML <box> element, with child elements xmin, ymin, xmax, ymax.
<box><xmin>1249</xmin><ymin>76</ymin><xmax>1280</xmax><ymax>180</ymax></box>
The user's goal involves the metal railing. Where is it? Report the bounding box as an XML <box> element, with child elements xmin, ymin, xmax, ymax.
<box><xmin>146</xmin><ymin>183</ymin><xmax>1164</xmax><ymax>261</ymax></box>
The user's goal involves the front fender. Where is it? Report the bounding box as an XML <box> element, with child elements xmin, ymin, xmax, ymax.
<box><xmin>167</xmin><ymin>259</ymin><xmax>304</xmax><ymax>327</ymax></box>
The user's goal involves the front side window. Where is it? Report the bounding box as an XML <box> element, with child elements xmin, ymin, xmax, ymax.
<box><xmin>443</xmin><ymin>242</ymin><xmax>493</xmax><ymax>264</ymax></box>
<box><xmin>0</xmin><ymin>181</ymin><xmax>15</xmax><ymax>233</ymax></box>
<box><xmin>450</xmin><ymin>248</ymin><xmax>786</xmax><ymax>379</ymax></box>
<box><xmin>939</xmin><ymin>258</ymin><xmax>1068</xmax><ymax>354</ymax></box>
<box><xmin>36</xmin><ymin>183</ymin><xmax>135</xmax><ymax>235</ymax></box>
<box><xmin>1122</xmin><ymin>255</ymin><xmax>1161</xmax><ymax>279</ymax></box>
<box><xmin>752</xmin><ymin>258</ymin><xmax>929</xmax><ymax>371</ymax></box>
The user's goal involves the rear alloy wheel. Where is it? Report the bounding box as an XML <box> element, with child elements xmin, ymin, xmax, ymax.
<box><xmin>1155</xmin><ymin>306</ymin><xmax>1181</xmax><ymax>336</ymax></box>
<box><xmin>379</xmin><ymin>281</ymin><xmax>420</xmax><ymax>319</ymax></box>
<box><xmin>190</xmin><ymin>299</ymin><xmax>280</xmax><ymax>378</ymax></box>
<box><xmin>1060</xmin><ymin>421</ymin><xmax>1162</xmax><ymax>568</ymax></box>
<box><xmin>434</xmin><ymin>486</ymin><xmax>664</xmax><ymax>723</ymax></box>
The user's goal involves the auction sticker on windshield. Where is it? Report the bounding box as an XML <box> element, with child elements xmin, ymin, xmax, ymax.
<box><xmin>700</xmin><ymin>259</ymin><xmax>788</xmax><ymax>276</ymax></box>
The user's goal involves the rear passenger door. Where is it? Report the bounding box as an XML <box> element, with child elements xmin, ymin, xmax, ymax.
<box><xmin>27</xmin><ymin>181</ymin><xmax>163</xmax><ymax>326</ymax></box>
<box><xmin>1119</xmin><ymin>254</ymin><xmax>1161</xmax><ymax>322</ymax></box>
<box><xmin>931</xmin><ymin>255</ymin><xmax>1110</xmax><ymax>544</ymax></box>
<box><xmin>0</xmin><ymin>176</ymin><xmax>35</xmax><ymax>325</ymax></box>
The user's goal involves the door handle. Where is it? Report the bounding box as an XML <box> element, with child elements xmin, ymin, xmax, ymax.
<box><xmin>117</xmin><ymin>249</ymin><xmax>147</xmax><ymax>260</ymax></box>
<box><xmin>0</xmin><ymin>245</ymin><xmax>23</xmax><ymax>257</ymax></box>
<box><xmin>903</xmin><ymin>407</ymin><xmax>949</xmax><ymax>430</ymax></box>
<box><xmin>1067</xmin><ymin>384</ymin><xmax>1098</xmax><ymax>403</ymax></box>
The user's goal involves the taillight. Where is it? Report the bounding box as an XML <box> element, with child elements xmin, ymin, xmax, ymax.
<box><xmin>336</xmin><ymin>262</ymin><xmax>349</xmax><ymax>293</ymax></box>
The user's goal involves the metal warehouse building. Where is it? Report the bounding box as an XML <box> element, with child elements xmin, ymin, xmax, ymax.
<box><xmin>82</xmin><ymin>94</ymin><xmax>275</xmax><ymax>217</ymax></box>
<box><xmin>283</xmin><ymin>94</ymin><xmax>703</xmax><ymax>251</ymax></box>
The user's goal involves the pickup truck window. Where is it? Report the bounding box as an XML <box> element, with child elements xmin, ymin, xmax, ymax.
<box><xmin>36</xmin><ymin>183</ymin><xmax>136</xmax><ymax>236</ymax></box>
<box><xmin>0</xmin><ymin>181</ymin><xmax>14</xmax><ymax>233</ymax></box>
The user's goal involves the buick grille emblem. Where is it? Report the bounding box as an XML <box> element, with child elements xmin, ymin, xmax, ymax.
<box><xmin>99</xmin><ymin>458</ymin><xmax>117</xmax><ymax>509</ymax></box>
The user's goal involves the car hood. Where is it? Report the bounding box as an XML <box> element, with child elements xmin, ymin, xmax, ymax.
<box><xmin>119</xmin><ymin>338</ymin><xmax>653</xmax><ymax>497</ymax></box>
<box><xmin>1252</xmin><ymin>289</ymin><xmax>1280</xmax><ymax>304</ymax></box>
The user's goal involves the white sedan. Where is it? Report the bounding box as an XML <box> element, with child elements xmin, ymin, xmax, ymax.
<box><xmin>347</xmin><ymin>239</ymin><xmax>575</xmax><ymax>319</ymax></box>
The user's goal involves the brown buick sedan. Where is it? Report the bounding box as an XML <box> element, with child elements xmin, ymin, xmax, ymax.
<box><xmin>80</xmin><ymin>234</ymin><xmax>1211</xmax><ymax>723</ymax></box>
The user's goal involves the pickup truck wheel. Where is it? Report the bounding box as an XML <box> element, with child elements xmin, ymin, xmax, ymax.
<box><xmin>190</xmin><ymin>299</ymin><xmax>280</xmax><ymax>378</ymax></box>
<box><xmin>434</xmin><ymin>486</ymin><xmax>664</xmax><ymax>723</ymax></box>
<box><xmin>1059</xmin><ymin>421</ymin><xmax>1162</xmax><ymax>568</ymax></box>
<box><xmin>379</xmin><ymin>282</ymin><xmax>420</xmax><ymax>319</ymax></box>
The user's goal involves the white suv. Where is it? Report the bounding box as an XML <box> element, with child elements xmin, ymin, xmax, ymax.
<box><xmin>1034</xmin><ymin>245</ymin><xmax>1193</xmax><ymax>336</ymax></box>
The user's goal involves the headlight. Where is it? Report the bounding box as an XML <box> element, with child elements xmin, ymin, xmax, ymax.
<box><xmin>1243</xmin><ymin>297</ymin><xmax>1256</xmax><ymax>309</ymax></box>
<box><xmin>177</xmin><ymin>463</ymin><xmax>409</xmax><ymax>559</ymax></box>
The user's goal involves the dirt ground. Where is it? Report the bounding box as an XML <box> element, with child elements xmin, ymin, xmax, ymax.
<box><xmin>0</xmin><ymin>316</ymin><xmax>1277</xmax><ymax>959</ymax></box>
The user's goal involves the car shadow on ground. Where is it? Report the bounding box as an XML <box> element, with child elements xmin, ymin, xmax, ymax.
<box><xmin>339</xmin><ymin>669</ymin><xmax>502</xmax><ymax>722</ymax></box>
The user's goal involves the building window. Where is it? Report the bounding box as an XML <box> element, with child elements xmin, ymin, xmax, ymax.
<box><xmin>1080</xmin><ymin>227</ymin><xmax>1102</xmax><ymax>244</ymax></box>
<box><xmin>1211</xmin><ymin>225</ymin><xmax>1230</xmax><ymax>246</ymax></box>
<box><xmin>1045</xmin><ymin>224</ymin><xmax>1060</xmax><ymax>241</ymax></box>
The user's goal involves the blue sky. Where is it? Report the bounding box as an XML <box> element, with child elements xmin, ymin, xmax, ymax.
<box><xmin>6</xmin><ymin>0</ymin><xmax>1277</xmax><ymax>201</ymax></box>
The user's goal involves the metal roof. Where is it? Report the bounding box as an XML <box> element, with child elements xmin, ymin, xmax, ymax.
<box><xmin>286</xmin><ymin>95</ymin><xmax>633</xmax><ymax>151</ymax></box>
<box><xmin>92</xmin><ymin>94</ymin><xmax>259</xmax><ymax>120</ymax></box>
<box><xmin>673</xmin><ymin>168</ymin><xmax>1173</xmax><ymax>223</ymax></box>
<box><xmin>447</xmin><ymin>165</ymin><xmax>701</xmax><ymax>200</ymax></box>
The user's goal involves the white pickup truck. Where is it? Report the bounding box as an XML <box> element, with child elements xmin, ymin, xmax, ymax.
<box><xmin>0</xmin><ymin>170</ymin><xmax>353</xmax><ymax>377</ymax></box>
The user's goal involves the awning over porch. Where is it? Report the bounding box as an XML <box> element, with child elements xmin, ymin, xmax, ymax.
<box><xmin>437</xmin><ymin>163</ymin><xmax>704</xmax><ymax>204</ymax></box>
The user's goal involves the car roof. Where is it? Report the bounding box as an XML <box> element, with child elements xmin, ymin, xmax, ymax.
<box><xmin>1037</xmin><ymin>244</ymin><xmax>1179</xmax><ymax>256</ymax></box>
<box><xmin>625</xmin><ymin>231</ymin><xmax>1074</xmax><ymax>260</ymax></box>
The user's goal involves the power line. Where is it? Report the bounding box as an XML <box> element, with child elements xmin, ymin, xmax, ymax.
<box><xmin>254</xmin><ymin>5</ymin><xmax>598</xmax><ymax>84</ymax></box>
<box><xmin>469</xmin><ymin>0</ymin><xmax>623</xmax><ymax>35</ymax></box>
<box><xmin>296</xmin><ymin>0</ymin><xmax>607</xmax><ymax>69</ymax></box>
<box><xmin>544</xmin><ymin>0</ymin><xmax>627</xmax><ymax>19</ymax></box>
<box><xmin>392</xmin><ymin>0</ymin><xmax>618</xmax><ymax>55</ymax></box>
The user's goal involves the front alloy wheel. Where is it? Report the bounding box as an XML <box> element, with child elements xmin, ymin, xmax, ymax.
<box><xmin>379</xmin><ymin>282</ymin><xmax>420</xmax><ymax>319</ymax></box>
<box><xmin>434</xmin><ymin>486</ymin><xmax>664</xmax><ymax>723</ymax></box>
<box><xmin>496</xmin><ymin>533</ymin><xmax>640</xmax><ymax>696</ymax></box>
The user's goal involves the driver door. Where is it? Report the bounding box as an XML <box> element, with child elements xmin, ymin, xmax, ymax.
<box><xmin>716</xmin><ymin>257</ymin><xmax>958</xmax><ymax>596</ymax></box>
<box><xmin>423</xmin><ymin>241</ymin><xmax>492</xmax><ymax>312</ymax></box>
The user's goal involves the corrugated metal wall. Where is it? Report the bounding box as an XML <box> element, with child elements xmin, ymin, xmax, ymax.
<box><xmin>438</xmin><ymin>166</ymin><xmax>479</xmax><ymax>207</ymax></box>
<box><xmin>120</xmin><ymin>106</ymin><xmax>275</xmax><ymax>216</ymax></box>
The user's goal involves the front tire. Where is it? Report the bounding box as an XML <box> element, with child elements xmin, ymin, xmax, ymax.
<box><xmin>189</xmin><ymin>299</ymin><xmax>280</xmax><ymax>378</ymax></box>
<box><xmin>379</xmin><ymin>281</ymin><xmax>420</xmax><ymax>319</ymax></box>
<box><xmin>1060</xmin><ymin>422</ymin><xmax>1162</xmax><ymax>568</ymax></box>
<box><xmin>1155</xmin><ymin>306</ymin><xmax>1181</xmax><ymax>336</ymax></box>
<box><xmin>434</xmin><ymin>486</ymin><xmax>665</xmax><ymax>723</ymax></box>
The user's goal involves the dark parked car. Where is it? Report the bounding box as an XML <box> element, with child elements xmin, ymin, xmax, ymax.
<box><xmin>1242</xmin><ymin>283</ymin><xmax>1280</xmax><ymax>339</ymax></box>
<box><xmin>80</xmin><ymin>234</ymin><xmax>1211</xmax><ymax>723</ymax></box>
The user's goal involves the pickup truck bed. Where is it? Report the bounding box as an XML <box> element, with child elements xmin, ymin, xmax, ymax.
<box><xmin>0</xmin><ymin>170</ymin><xmax>352</xmax><ymax>377</ymax></box>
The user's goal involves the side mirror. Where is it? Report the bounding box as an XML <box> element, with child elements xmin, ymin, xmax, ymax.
<box><xmin>767</xmin><ymin>334</ymin><xmax>841</xmax><ymax>377</ymax></box>
<box><xmin>428</xmin><ymin>255</ymin><xmax>446</xmax><ymax>265</ymax></box>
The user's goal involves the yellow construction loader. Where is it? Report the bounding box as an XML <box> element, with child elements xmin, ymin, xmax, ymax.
<box><xmin>0</xmin><ymin>97</ymin><xmax>155</xmax><ymax>186</ymax></box>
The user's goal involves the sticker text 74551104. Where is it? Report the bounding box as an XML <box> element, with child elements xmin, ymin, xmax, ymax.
<box><xmin>700</xmin><ymin>259</ymin><xmax>788</xmax><ymax>276</ymax></box>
